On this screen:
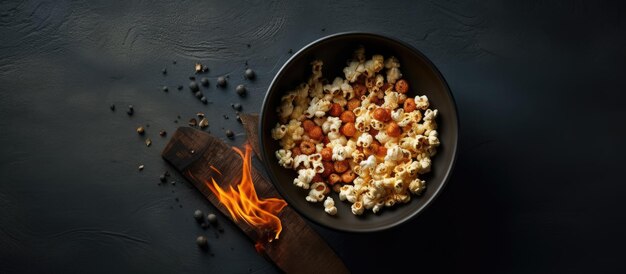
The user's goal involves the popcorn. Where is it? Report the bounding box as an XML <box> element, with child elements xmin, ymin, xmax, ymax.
<box><xmin>374</xmin><ymin>163</ymin><xmax>390</xmax><ymax>177</ymax></box>
<box><xmin>384</xmin><ymin>197</ymin><xmax>396</xmax><ymax>207</ymax></box>
<box><xmin>310</xmin><ymin>60</ymin><xmax>324</xmax><ymax>82</ymax></box>
<box><xmin>382</xmin><ymin>91</ymin><xmax>399</xmax><ymax>109</ymax></box>
<box><xmin>362</xmin><ymin>193</ymin><xmax>378</xmax><ymax>210</ymax></box>
<box><xmin>364</xmin><ymin>55</ymin><xmax>384</xmax><ymax>77</ymax></box>
<box><xmin>332</xmin><ymin>144</ymin><xmax>350</xmax><ymax>161</ymax></box>
<box><xmin>323</xmin><ymin>77</ymin><xmax>344</xmax><ymax>96</ymax></box>
<box><xmin>360</xmin><ymin>155</ymin><xmax>377</xmax><ymax>171</ymax></box>
<box><xmin>351</xmin><ymin>150</ymin><xmax>365</xmax><ymax>164</ymax></box>
<box><xmin>309</xmin><ymin>153</ymin><xmax>325</xmax><ymax>173</ymax></box>
<box><xmin>277</xmin><ymin>91</ymin><xmax>297</xmax><ymax>121</ymax></box>
<box><xmin>305</xmin><ymin>97</ymin><xmax>331</xmax><ymax>118</ymax></box>
<box><xmin>415</xmin><ymin>95</ymin><xmax>430</xmax><ymax>110</ymax></box>
<box><xmin>384</xmin><ymin>56</ymin><xmax>400</xmax><ymax>69</ymax></box>
<box><xmin>370</xmin><ymin>119</ymin><xmax>385</xmax><ymax>130</ymax></box>
<box><xmin>406</xmin><ymin>160</ymin><xmax>420</xmax><ymax>177</ymax></box>
<box><xmin>394</xmin><ymin>193</ymin><xmax>411</xmax><ymax>204</ymax></box>
<box><xmin>367</xmin><ymin>183</ymin><xmax>386</xmax><ymax>200</ymax></box>
<box><xmin>293</xmin><ymin>168</ymin><xmax>315</xmax><ymax>189</ymax></box>
<box><xmin>341</xmin><ymin>81</ymin><xmax>355</xmax><ymax>99</ymax></box>
<box><xmin>322</xmin><ymin>116</ymin><xmax>342</xmax><ymax>134</ymax></box>
<box><xmin>397</xmin><ymin>93</ymin><xmax>407</xmax><ymax>104</ymax></box>
<box><xmin>294</xmin><ymin>84</ymin><xmax>309</xmax><ymax>105</ymax></box>
<box><xmin>271</xmin><ymin>123</ymin><xmax>287</xmax><ymax>140</ymax></box>
<box><xmin>375</xmin><ymin>74</ymin><xmax>385</xmax><ymax>88</ymax></box>
<box><xmin>386</xmin><ymin>67</ymin><xmax>402</xmax><ymax>84</ymax></box>
<box><xmin>339</xmin><ymin>185</ymin><xmax>357</xmax><ymax>203</ymax></box>
<box><xmin>293</xmin><ymin>154</ymin><xmax>310</xmax><ymax>169</ymax></box>
<box><xmin>353</xmin><ymin>46</ymin><xmax>366</xmax><ymax>63</ymax></box>
<box><xmin>397</xmin><ymin>113</ymin><xmax>413</xmax><ymax>127</ymax></box>
<box><xmin>306</xmin><ymin>182</ymin><xmax>328</xmax><ymax>202</ymax></box>
<box><xmin>315</xmin><ymin>142</ymin><xmax>325</xmax><ymax>153</ymax></box>
<box><xmin>409</xmin><ymin>178</ymin><xmax>426</xmax><ymax>195</ymax></box>
<box><xmin>343</xmin><ymin>61</ymin><xmax>365</xmax><ymax>83</ymax></box>
<box><xmin>356</xmin><ymin>133</ymin><xmax>373</xmax><ymax>147</ymax></box>
<box><xmin>372</xmin><ymin>201</ymin><xmax>385</xmax><ymax>214</ymax></box>
<box><xmin>423</xmin><ymin>108</ymin><xmax>438</xmax><ymax>121</ymax></box>
<box><xmin>332</xmin><ymin>95</ymin><xmax>347</xmax><ymax>107</ymax></box>
<box><xmin>309</xmin><ymin>80</ymin><xmax>324</xmax><ymax>99</ymax></box>
<box><xmin>345</xmin><ymin>140</ymin><xmax>357</xmax><ymax>154</ymax></box>
<box><xmin>351</xmin><ymin>201</ymin><xmax>365</xmax><ymax>215</ymax></box>
<box><xmin>327</xmin><ymin>134</ymin><xmax>347</xmax><ymax>145</ymax></box>
<box><xmin>287</xmin><ymin>120</ymin><xmax>304</xmax><ymax>141</ymax></box>
<box><xmin>352</xmin><ymin>106</ymin><xmax>366</xmax><ymax>117</ymax></box>
<box><xmin>323</xmin><ymin>197</ymin><xmax>337</xmax><ymax>215</ymax></box>
<box><xmin>392</xmin><ymin>178</ymin><xmax>405</xmax><ymax>194</ymax></box>
<box><xmin>273</xmin><ymin>48</ymin><xmax>440</xmax><ymax>216</ymax></box>
<box><xmin>428</xmin><ymin>130</ymin><xmax>440</xmax><ymax>147</ymax></box>
<box><xmin>393</xmin><ymin>162</ymin><xmax>410</xmax><ymax>179</ymax></box>
<box><xmin>355</xmin><ymin>115</ymin><xmax>371</xmax><ymax>132</ymax></box>
<box><xmin>391</xmin><ymin>108</ymin><xmax>405</xmax><ymax>122</ymax></box>
<box><xmin>275</xmin><ymin>149</ymin><xmax>293</xmax><ymax>168</ymax></box>
<box><xmin>313</xmin><ymin>116</ymin><xmax>326</xmax><ymax>126</ymax></box>
<box><xmin>417</xmin><ymin>156</ymin><xmax>431</xmax><ymax>174</ymax></box>
<box><xmin>375</xmin><ymin>131</ymin><xmax>396</xmax><ymax>145</ymax></box>
<box><xmin>384</xmin><ymin>146</ymin><xmax>405</xmax><ymax>162</ymax></box>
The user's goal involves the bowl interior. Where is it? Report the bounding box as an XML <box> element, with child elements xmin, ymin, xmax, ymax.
<box><xmin>260</xmin><ymin>33</ymin><xmax>458</xmax><ymax>232</ymax></box>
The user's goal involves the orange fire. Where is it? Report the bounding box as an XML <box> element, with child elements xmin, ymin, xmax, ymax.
<box><xmin>201</xmin><ymin>144</ymin><xmax>287</xmax><ymax>250</ymax></box>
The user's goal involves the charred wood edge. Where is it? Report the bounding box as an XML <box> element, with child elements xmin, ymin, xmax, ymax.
<box><xmin>239</xmin><ymin>113</ymin><xmax>261</xmax><ymax>159</ymax></box>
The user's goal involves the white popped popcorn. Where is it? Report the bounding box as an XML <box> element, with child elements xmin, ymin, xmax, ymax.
<box><xmin>415</xmin><ymin>95</ymin><xmax>430</xmax><ymax>110</ymax></box>
<box><xmin>384</xmin><ymin>56</ymin><xmax>400</xmax><ymax>69</ymax></box>
<box><xmin>309</xmin><ymin>153</ymin><xmax>325</xmax><ymax>173</ymax></box>
<box><xmin>293</xmin><ymin>154</ymin><xmax>311</xmax><ymax>169</ymax></box>
<box><xmin>323</xmin><ymin>197</ymin><xmax>337</xmax><ymax>215</ymax></box>
<box><xmin>343</xmin><ymin>61</ymin><xmax>365</xmax><ymax>83</ymax></box>
<box><xmin>273</xmin><ymin>48</ymin><xmax>440</xmax><ymax>216</ymax></box>
<box><xmin>382</xmin><ymin>91</ymin><xmax>399</xmax><ymax>109</ymax></box>
<box><xmin>386</xmin><ymin>67</ymin><xmax>402</xmax><ymax>84</ymax></box>
<box><xmin>332</xmin><ymin>95</ymin><xmax>347</xmax><ymax>107</ymax></box>
<box><xmin>372</xmin><ymin>202</ymin><xmax>385</xmax><ymax>214</ymax></box>
<box><xmin>416</xmin><ymin>155</ymin><xmax>432</xmax><ymax>174</ymax></box>
<box><xmin>305</xmin><ymin>97</ymin><xmax>331</xmax><ymax>118</ymax></box>
<box><xmin>271</xmin><ymin>123</ymin><xmax>287</xmax><ymax>140</ymax></box>
<box><xmin>322</xmin><ymin>116</ymin><xmax>342</xmax><ymax>134</ymax></box>
<box><xmin>306</xmin><ymin>182</ymin><xmax>328</xmax><ymax>202</ymax></box>
<box><xmin>356</xmin><ymin>133</ymin><xmax>373</xmax><ymax>148</ymax></box>
<box><xmin>384</xmin><ymin>146</ymin><xmax>406</xmax><ymax>162</ymax></box>
<box><xmin>324</xmin><ymin>77</ymin><xmax>344</xmax><ymax>96</ymax></box>
<box><xmin>423</xmin><ymin>108</ymin><xmax>438</xmax><ymax>121</ymax></box>
<box><xmin>391</xmin><ymin>108</ymin><xmax>405</xmax><ymax>122</ymax></box>
<box><xmin>331</xmin><ymin>144</ymin><xmax>350</xmax><ymax>161</ymax></box>
<box><xmin>360</xmin><ymin>155</ymin><xmax>377</xmax><ymax>172</ymax></box>
<box><xmin>293</xmin><ymin>168</ymin><xmax>315</xmax><ymax>189</ymax></box>
<box><xmin>375</xmin><ymin>131</ymin><xmax>396</xmax><ymax>145</ymax></box>
<box><xmin>409</xmin><ymin>178</ymin><xmax>426</xmax><ymax>195</ymax></box>
<box><xmin>364</xmin><ymin>55</ymin><xmax>384</xmax><ymax>77</ymax></box>
<box><xmin>428</xmin><ymin>130</ymin><xmax>440</xmax><ymax>147</ymax></box>
<box><xmin>340</xmin><ymin>81</ymin><xmax>355</xmax><ymax>99</ymax></box>
<box><xmin>351</xmin><ymin>201</ymin><xmax>365</xmax><ymax>215</ymax></box>
<box><xmin>339</xmin><ymin>185</ymin><xmax>357</xmax><ymax>203</ymax></box>
<box><xmin>355</xmin><ymin>115</ymin><xmax>371</xmax><ymax>132</ymax></box>
<box><xmin>275</xmin><ymin>149</ymin><xmax>293</xmax><ymax>168</ymax></box>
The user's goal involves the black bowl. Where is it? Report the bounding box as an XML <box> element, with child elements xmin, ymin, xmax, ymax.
<box><xmin>259</xmin><ymin>32</ymin><xmax>459</xmax><ymax>232</ymax></box>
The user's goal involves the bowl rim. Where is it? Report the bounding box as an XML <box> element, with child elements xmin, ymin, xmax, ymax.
<box><xmin>259</xmin><ymin>31</ymin><xmax>460</xmax><ymax>232</ymax></box>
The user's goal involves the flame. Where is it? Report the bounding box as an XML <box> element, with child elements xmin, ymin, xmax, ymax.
<box><xmin>198</xmin><ymin>144</ymin><xmax>287</xmax><ymax>249</ymax></box>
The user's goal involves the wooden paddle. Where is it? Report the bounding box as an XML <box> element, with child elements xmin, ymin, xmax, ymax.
<box><xmin>161</xmin><ymin>126</ymin><xmax>349</xmax><ymax>274</ymax></box>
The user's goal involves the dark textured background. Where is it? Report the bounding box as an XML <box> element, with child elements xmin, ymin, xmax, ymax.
<box><xmin>1</xmin><ymin>1</ymin><xmax>625</xmax><ymax>273</ymax></box>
